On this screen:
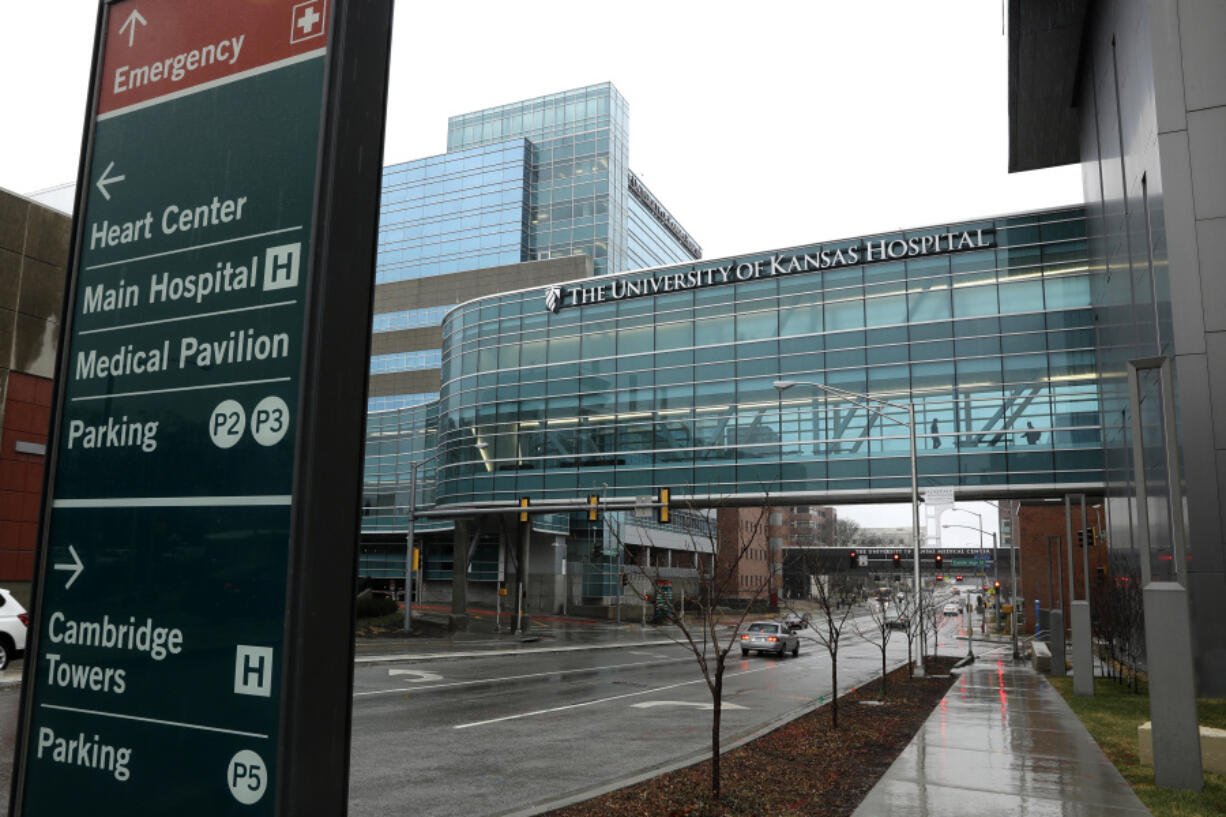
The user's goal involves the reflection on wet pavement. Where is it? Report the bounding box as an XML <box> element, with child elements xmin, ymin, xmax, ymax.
<box><xmin>851</xmin><ymin>660</ymin><xmax>1151</xmax><ymax>816</ymax></box>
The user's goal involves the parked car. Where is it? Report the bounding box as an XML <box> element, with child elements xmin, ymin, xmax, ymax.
<box><xmin>780</xmin><ymin>612</ymin><xmax>809</xmax><ymax>632</ymax></box>
<box><xmin>740</xmin><ymin>621</ymin><xmax>800</xmax><ymax>657</ymax></box>
<box><xmin>942</xmin><ymin>602</ymin><xmax>961</xmax><ymax>616</ymax></box>
<box><xmin>0</xmin><ymin>589</ymin><xmax>28</xmax><ymax>670</ymax></box>
<box><xmin>886</xmin><ymin>613</ymin><xmax>910</xmax><ymax>630</ymax></box>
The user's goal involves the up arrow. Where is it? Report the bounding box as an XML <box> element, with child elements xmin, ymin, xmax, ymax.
<box><xmin>118</xmin><ymin>9</ymin><xmax>147</xmax><ymax>47</ymax></box>
<box><xmin>54</xmin><ymin>545</ymin><xmax>84</xmax><ymax>590</ymax></box>
<box><xmin>95</xmin><ymin>161</ymin><xmax>126</xmax><ymax>201</ymax></box>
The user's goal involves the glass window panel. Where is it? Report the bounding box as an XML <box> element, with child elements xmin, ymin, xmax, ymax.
<box><xmin>618</xmin><ymin>325</ymin><xmax>653</xmax><ymax>356</ymax></box>
<box><xmin>952</xmin><ymin>283</ymin><xmax>998</xmax><ymax>317</ymax></box>
<box><xmin>996</xmin><ymin>279</ymin><xmax>1044</xmax><ymax>312</ymax></box>
<box><xmin>865</xmin><ymin>293</ymin><xmax>907</xmax><ymax>327</ymax></box>
<box><xmin>908</xmin><ymin>277</ymin><xmax>951</xmax><ymax>322</ymax></box>
<box><xmin>779</xmin><ymin>304</ymin><xmax>822</xmax><ymax>336</ymax></box>
<box><xmin>656</xmin><ymin>321</ymin><xmax>693</xmax><ymax>350</ymax></box>
<box><xmin>548</xmin><ymin>334</ymin><xmax>579</xmax><ymax>363</ymax></box>
<box><xmin>695</xmin><ymin>315</ymin><xmax>734</xmax><ymax>346</ymax></box>
<box><xmin>1043</xmin><ymin>274</ymin><xmax>1091</xmax><ymax>308</ymax></box>
<box><xmin>737</xmin><ymin>310</ymin><xmax>778</xmax><ymax>342</ymax></box>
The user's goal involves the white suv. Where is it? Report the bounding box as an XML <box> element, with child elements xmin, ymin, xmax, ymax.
<box><xmin>0</xmin><ymin>589</ymin><xmax>28</xmax><ymax>670</ymax></box>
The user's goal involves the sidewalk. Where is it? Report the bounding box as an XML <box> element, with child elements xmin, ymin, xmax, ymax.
<box><xmin>851</xmin><ymin>659</ymin><xmax>1152</xmax><ymax>816</ymax></box>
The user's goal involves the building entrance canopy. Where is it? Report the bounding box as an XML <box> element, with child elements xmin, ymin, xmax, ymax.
<box><xmin>385</xmin><ymin>207</ymin><xmax>1100</xmax><ymax>517</ymax></box>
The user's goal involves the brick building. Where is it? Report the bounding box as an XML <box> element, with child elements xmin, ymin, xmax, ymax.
<box><xmin>1013</xmin><ymin>499</ymin><xmax>1108</xmax><ymax>625</ymax></box>
<box><xmin>0</xmin><ymin>188</ymin><xmax>70</xmax><ymax>593</ymax></box>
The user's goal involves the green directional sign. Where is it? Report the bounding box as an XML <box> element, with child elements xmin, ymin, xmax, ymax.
<box><xmin>12</xmin><ymin>1</ymin><xmax>393</xmax><ymax>814</ymax></box>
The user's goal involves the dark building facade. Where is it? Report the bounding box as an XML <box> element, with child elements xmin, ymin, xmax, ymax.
<box><xmin>1010</xmin><ymin>0</ymin><xmax>1226</xmax><ymax>691</ymax></box>
<box><xmin>0</xmin><ymin>189</ymin><xmax>70</xmax><ymax>591</ymax></box>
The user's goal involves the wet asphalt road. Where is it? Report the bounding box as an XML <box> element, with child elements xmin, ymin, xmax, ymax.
<box><xmin>346</xmin><ymin>615</ymin><xmax>985</xmax><ymax>817</ymax></box>
<box><xmin>0</xmin><ymin>615</ymin><xmax>995</xmax><ymax>816</ymax></box>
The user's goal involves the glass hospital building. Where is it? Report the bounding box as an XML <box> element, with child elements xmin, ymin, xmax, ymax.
<box><xmin>435</xmin><ymin>207</ymin><xmax>1095</xmax><ymax>506</ymax></box>
<box><xmin>361</xmin><ymin>205</ymin><xmax>1098</xmax><ymax>599</ymax></box>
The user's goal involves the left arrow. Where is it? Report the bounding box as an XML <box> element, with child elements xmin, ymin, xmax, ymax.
<box><xmin>118</xmin><ymin>9</ymin><xmax>147</xmax><ymax>47</ymax></box>
<box><xmin>53</xmin><ymin>545</ymin><xmax>84</xmax><ymax>589</ymax></box>
<box><xmin>95</xmin><ymin>161</ymin><xmax>126</xmax><ymax>201</ymax></box>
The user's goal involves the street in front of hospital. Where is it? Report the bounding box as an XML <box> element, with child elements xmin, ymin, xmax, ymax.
<box><xmin>0</xmin><ymin>612</ymin><xmax>972</xmax><ymax>817</ymax></box>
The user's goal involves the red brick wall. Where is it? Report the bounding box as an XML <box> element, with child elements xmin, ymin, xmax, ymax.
<box><xmin>0</xmin><ymin>372</ymin><xmax>53</xmax><ymax>581</ymax></box>
<box><xmin>1018</xmin><ymin>502</ymin><xmax>1108</xmax><ymax>621</ymax></box>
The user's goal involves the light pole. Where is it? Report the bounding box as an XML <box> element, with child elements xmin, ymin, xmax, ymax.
<box><xmin>404</xmin><ymin>442</ymin><xmax>485</xmax><ymax>631</ymax></box>
<box><xmin>943</xmin><ymin>523</ymin><xmax>998</xmax><ymax>661</ymax></box>
<box><xmin>774</xmin><ymin>378</ymin><xmax>924</xmax><ymax>677</ymax></box>
<box><xmin>404</xmin><ymin>453</ymin><xmax>439</xmax><ymax>632</ymax></box>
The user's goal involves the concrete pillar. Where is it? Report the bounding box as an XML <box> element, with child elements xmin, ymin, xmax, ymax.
<box><xmin>516</xmin><ymin>519</ymin><xmax>531</xmax><ymax>632</ymax></box>
<box><xmin>1144</xmin><ymin>582</ymin><xmax>1203</xmax><ymax>791</ymax></box>
<box><xmin>1049</xmin><ymin>608</ymin><xmax>1066</xmax><ymax>676</ymax></box>
<box><xmin>449</xmin><ymin>519</ymin><xmax>468</xmax><ymax>632</ymax></box>
<box><xmin>1071</xmin><ymin>601</ymin><xmax>1093</xmax><ymax>695</ymax></box>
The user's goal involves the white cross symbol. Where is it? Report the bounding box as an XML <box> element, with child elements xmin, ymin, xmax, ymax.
<box><xmin>297</xmin><ymin>6</ymin><xmax>320</xmax><ymax>34</ymax></box>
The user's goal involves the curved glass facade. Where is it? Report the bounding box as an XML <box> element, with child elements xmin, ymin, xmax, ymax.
<box><xmin>433</xmin><ymin>207</ymin><xmax>1099</xmax><ymax>508</ymax></box>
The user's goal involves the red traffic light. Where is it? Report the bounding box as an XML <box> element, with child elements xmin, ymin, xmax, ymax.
<box><xmin>993</xmin><ymin>580</ymin><xmax>1001</xmax><ymax>589</ymax></box>
<box><xmin>892</xmin><ymin>553</ymin><xmax>900</xmax><ymax>563</ymax></box>
<box><xmin>955</xmin><ymin>574</ymin><xmax>963</xmax><ymax>581</ymax></box>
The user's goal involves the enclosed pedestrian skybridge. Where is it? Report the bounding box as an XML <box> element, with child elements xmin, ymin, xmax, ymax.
<box><xmin>366</xmin><ymin>207</ymin><xmax>1101</xmax><ymax>521</ymax></box>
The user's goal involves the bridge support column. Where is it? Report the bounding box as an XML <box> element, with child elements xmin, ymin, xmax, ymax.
<box><xmin>450</xmin><ymin>518</ymin><xmax>468</xmax><ymax>632</ymax></box>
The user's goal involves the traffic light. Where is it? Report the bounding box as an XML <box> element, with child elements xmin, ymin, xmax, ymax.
<box><xmin>1086</xmin><ymin>527</ymin><xmax>1096</xmax><ymax>547</ymax></box>
<box><xmin>934</xmin><ymin>553</ymin><xmax>943</xmax><ymax>569</ymax></box>
<box><xmin>519</xmin><ymin>497</ymin><xmax>530</xmax><ymax>522</ymax></box>
<box><xmin>657</xmin><ymin>487</ymin><xmax>670</xmax><ymax>524</ymax></box>
<box><xmin>848</xmin><ymin>550</ymin><xmax>858</xmax><ymax>569</ymax></box>
<box><xmin>892</xmin><ymin>553</ymin><xmax>901</xmax><ymax>567</ymax></box>
<box><xmin>588</xmin><ymin>494</ymin><xmax>599</xmax><ymax>522</ymax></box>
<box><xmin>955</xmin><ymin>574</ymin><xmax>963</xmax><ymax>581</ymax></box>
<box><xmin>993</xmin><ymin>580</ymin><xmax>1001</xmax><ymax>593</ymax></box>
<box><xmin>1076</xmin><ymin>528</ymin><xmax>1085</xmax><ymax>547</ymax></box>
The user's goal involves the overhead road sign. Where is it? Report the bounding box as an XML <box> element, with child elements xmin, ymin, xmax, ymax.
<box><xmin>10</xmin><ymin>0</ymin><xmax>394</xmax><ymax>815</ymax></box>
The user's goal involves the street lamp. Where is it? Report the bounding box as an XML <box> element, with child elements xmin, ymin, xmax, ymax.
<box><xmin>942</xmin><ymin>522</ymin><xmax>998</xmax><ymax>661</ymax></box>
<box><xmin>773</xmin><ymin>378</ymin><xmax>924</xmax><ymax>678</ymax></box>
<box><xmin>404</xmin><ymin>441</ymin><xmax>486</xmax><ymax>631</ymax></box>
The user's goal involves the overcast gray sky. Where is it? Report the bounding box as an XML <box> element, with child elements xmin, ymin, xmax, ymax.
<box><xmin>1</xmin><ymin>1</ymin><xmax>1069</xmax><ymax>540</ymax></box>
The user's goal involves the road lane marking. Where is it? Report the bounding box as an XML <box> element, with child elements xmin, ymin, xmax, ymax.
<box><xmin>356</xmin><ymin>656</ymin><xmax>692</xmax><ymax>698</ymax></box>
<box><xmin>452</xmin><ymin>664</ymin><xmax>777</xmax><ymax>730</ymax></box>
<box><xmin>630</xmin><ymin>701</ymin><xmax>748</xmax><ymax>711</ymax></box>
<box><xmin>387</xmin><ymin>669</ymin><xmax>442</xmax><ymax>682</ymax></box>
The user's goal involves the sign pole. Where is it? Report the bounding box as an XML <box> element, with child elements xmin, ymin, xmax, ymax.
<box><xmin>10</xmin><ymin>2</ymin><xmax>393</xmax><ymax>814</ymax></box>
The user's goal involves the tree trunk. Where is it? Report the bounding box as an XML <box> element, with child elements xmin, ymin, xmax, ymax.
<box><xmin>830</xmin><ymin>657</ymin><xmax>839</xmax><ymax>729</ymax></box>
<box><xmin>711</xmin><ymin>663</ymin><xmax>723</xmax><ymax>798</ymax></box>
<box><xmin>907</xmin><ymin>637</ymin><xmax>913</xmax><ymax>680</ymax></box>
<box><xmin>880</xmin><ymin>647</ymin><xmax>888</xmax><ymax>699</ymax></box>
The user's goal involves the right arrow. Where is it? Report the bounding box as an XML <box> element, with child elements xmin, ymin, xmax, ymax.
<box><xmin>53</xmin><ymin>545</ymin><xmax>84</xmax><ymax>589</ymax></box>
<box><xmin>95</xmin><ymin>161</ymin><xmax>126</xmax><ymax>201</ymax></box>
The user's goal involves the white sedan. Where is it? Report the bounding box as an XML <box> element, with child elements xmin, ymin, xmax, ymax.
<box><xmin>740</xmin><ymin>621</ymin><xmax>800</xmax><ymax>657</ymax></box>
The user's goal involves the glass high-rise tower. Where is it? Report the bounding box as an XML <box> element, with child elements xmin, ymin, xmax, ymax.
<box><xmin>368</xmin><ymin>83</ymin><xmax>701</xmax><ymax>414</ymax></box>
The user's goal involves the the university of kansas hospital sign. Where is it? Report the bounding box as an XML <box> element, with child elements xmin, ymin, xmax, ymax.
<box><xmin>545</xmin><ymin>228</ymin><xmax>994</xmax><ymax>312</ymax></box>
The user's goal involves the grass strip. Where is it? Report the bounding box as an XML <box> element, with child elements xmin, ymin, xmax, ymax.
<box><xmin>1047</xmin><ymin>675</ymin><xmax>1226</xmax><ymax>816</ymax></box>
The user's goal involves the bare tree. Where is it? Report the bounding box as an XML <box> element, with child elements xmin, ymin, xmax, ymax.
<box><xmin>921</xmin><ymin>585</ymin><xmax>952</xmax><ymax>668</ymax></box>
<box><xmin>787</xmin><ymin>554</ymin><xmax>857</xmax><ymax>728</ymax></box>
<box><xmin>897</xmin><ymin>587</ymin><xmax>924</xmax><ymax>679</ymax></box>
<box><xmin>616</xmin><ymin>502</ymin><xmax>778</xmax><ymax>800</ymax></box>
<box><xmin>831</xmin><ymin>517</ymin><xmax>862</xmax><ymax>551</ymax></box>
<box><xmin>856</xmin><ymin>589</ymin><xmax>899</xmax><ymax>699</ymax></box>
